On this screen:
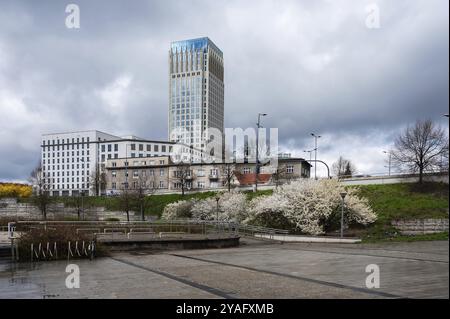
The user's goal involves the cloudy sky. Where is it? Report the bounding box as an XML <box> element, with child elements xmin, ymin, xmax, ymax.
<box><xmin>0</xmin><ymin>0</ymin><xmax>448</xmax><ymax>181</ymax></box>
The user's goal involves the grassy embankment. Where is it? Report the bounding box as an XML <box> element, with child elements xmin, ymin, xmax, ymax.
<box><xmin>355</xmin><ymin>182</ymin><xmax>449</xmax><ymax>242</ymax></box>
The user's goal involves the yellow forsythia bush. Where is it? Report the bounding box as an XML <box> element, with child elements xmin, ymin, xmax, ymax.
<box><xmin>0</xmin><ymin>183</ymin><xmax>32</xmax><ymax>198</ymax></box>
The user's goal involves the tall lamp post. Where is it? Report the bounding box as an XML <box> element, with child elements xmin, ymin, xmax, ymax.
<box><xmin>215</xmin><ymin>195</ymin><xmax>220</xmax><ymax>230</ymax></box>
<box><xmin>255</xmin><ymin>113</ymin><xmax>267</xmax><ymax>192</ymax></box>
<box><xmin>311</xmin><ymin>133</ymin><xmax>321</xmax><ymax>180</ymax></box>
<box><xmin>383</xmin><ymin>150</ymin><xmax>391</xmax><ymax>176</ymax></box>
<box><xmin>340</xmin><ymin>192</ymin><xmax>347</xmax><ymax>238</ymax></box>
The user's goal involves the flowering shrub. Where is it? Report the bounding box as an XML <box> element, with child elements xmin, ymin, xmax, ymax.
<box><xmin>191</xmin><ymin>191</ymin><xmax>248</xmax><ymax>222</ymax></box>
<box><xmin>191</xmin><ymin>198</ymin><xmax>217</xmax><ymax>220</ymax></box>
<box><xmin>246</xmin><ymin>193</ymin><xmax>292</xmax><ymax>229</ymax></box>
<box><xmin>161</xmin><ymin>200</ymin><xmax>195</xmax><ymax>220</ymax></box>
<box><xmin>247</xmin><ymin>179</ymin><xmax>377</xmax><ymax>235</ymax></box>
<box><xmin>161</xmin><ymin>181</ymin><xmax>376</xmax><ymax>236</ymax></box>
<box><xmin>0</xmin><ymin>183</ymin><xmax>32</xmax><ymax>198</ymax></box>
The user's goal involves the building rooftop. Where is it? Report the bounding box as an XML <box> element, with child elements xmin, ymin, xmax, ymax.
<box><xmin>170</xmin><ymin>37</ymin><xmax>223</xmax><ymax>57</ymax></box>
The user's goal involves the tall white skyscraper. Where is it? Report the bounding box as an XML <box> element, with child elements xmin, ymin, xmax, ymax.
<box><xmin>168</xmin><ymin>37</ymin><xmax>224</xmax><ymax>153</ymax></box>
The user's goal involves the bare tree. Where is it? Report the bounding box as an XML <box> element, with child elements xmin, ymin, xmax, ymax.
<box><xmin>332</xmin><ymin>156</ymin><xmax>357</xmax><ymax>179</ymax></box>
<box><xmin>392</xmin><ymin>119</ymin><xmax>449</xmax><ymax>184</ymax></box>
<box><xmin>272</xmin><ymin>164</ymin><xmax>288</xmax><ymax>188</ymax></box>
<box><xmin>90</xmin><ymin>167</ymin><xmax>106</xmax><ymax>196</ymax></box>
<box><xmin>118</xmin><ymin>183</ymin><xmax>135</xmax><ymax>222</ymax></box>
<box><xmin>171</xmin><ymin>163</ymin><xmax>194</xmax><ymax>196</ymax></box>
<box><xmin>223</xmin><ymin>163</ymin><xmax>236</xmax><ymax>192</ymax></box>
<box><xmin>66</xmin><ymin>192</ymin><xmax>89</xmax><ymax>220</ymax></box>
<box><xmin>29</xmin><ymin>162</ymin><xmax>52</xmax><ymax>220</ymax></box>
<box><xmin>132</xmin><ymin>170</ymin><xmax>158</xmax><ymax>221</ymax></box>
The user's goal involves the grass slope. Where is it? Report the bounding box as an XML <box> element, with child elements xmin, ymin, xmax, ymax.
<box><xmin>354</xmin><ymin>182</ymin><xmax>449</xmax><ymax>242</ymax></box>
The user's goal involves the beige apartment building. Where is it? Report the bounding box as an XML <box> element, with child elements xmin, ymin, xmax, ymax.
<box><xmin>104</xmin><ymin>156</ymin><xmax>311</xmax><ymax>195</ymax></box>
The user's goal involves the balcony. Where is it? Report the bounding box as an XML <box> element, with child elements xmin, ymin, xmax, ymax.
<box><xmin>209</xmin><ymin>174</ymin><xmax>219</xmax><ymax>180</ymax></box>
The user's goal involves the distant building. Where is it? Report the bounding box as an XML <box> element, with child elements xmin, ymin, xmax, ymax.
<box><xmin>168</xmin><ymin>37</ymin><xmax>224</xmax><ymax>152</ymax></box>
<box><xmin>40</xmin><ymin>130</ymin><xmax>176</xmax><ymax>196</ymax></box>
<box><xmin>104</xmin><ymin>156</ymin><xmax>311</xmax><ymax>195</ymax></box>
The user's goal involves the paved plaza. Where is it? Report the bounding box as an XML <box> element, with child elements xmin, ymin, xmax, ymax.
<box><xmin>0</xmin><ymin>239</ymin><xmax>448</xmax><ymax>299</ymax></box>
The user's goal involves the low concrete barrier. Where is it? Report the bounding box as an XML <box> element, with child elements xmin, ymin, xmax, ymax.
<box><xmin>254</xmin><ymin>234</ymin><xmax>361</xmax><ymax>243</ymax></box>
<box><xmin>391</xmin><ymin>219</ymin><xmax>449</xmax><ymax>235</ymax></box>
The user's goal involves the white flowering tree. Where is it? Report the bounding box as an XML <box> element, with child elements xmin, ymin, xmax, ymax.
<box><xmin>161</xmin><ymin>199</ymin><xmax>196</xmax><ymax>220</ymax></box>
<box><xmin>246</xmin><ymin>193</ymin><xmax>292</xmax><ymax>229</ymax></box>
<box><xmin>161</xmin><ymin>180</ymin><xmax>376</xmax><ymax>236</ymax></box>
<box><xmin>246</xmin><ymin>179</ymin><xmax>376</xmax><ymax>235</ymax></box>
<box><xmin>191</xmin><ymin>191</ymin><xmax>248</xmax><ymax>222</ymax></box>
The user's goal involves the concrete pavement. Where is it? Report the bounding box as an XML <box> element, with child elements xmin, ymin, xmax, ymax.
<box><xmin>0</xmin><ymin>239</ymin><xmax>447</xmax><ymax>298</ymax></box>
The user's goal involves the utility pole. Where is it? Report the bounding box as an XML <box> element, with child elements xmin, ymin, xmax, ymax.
<box><xmin>255</xmin><ymin>113</ymin><xmax>267</xmax><ymax>192</ymax></box>
<box><xmin>311</xmin><ymin>133</ymin><xmax>321</xmax><ymax>180</ymax></box>
<box><xmin>340</xmin><ymin>192</ymin><xmax>347</xmax><ymax>238</ymax></box>
<box><xmin>303</xmin><ymin>149</ymin><xmax>316</xmax><ymax>177</ymax></box>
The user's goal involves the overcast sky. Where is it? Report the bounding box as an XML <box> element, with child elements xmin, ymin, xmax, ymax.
<box><xmin>0</xmin><ymin>0</ymin><xmax>448</xmax><ymax>182</ymax></box>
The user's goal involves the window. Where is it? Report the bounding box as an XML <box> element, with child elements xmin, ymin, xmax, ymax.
<box><xmin>286</xmin><ymin>165</ymin><xmax>294</xmax><ymax>174</ymax></box>
<box><xmin>159</xmin><ymin>181</ymin><xmax>164</xmax><ymax>188</ymax></box>
<box><xmin>197</xmin><ymin>169</ymin><xmax>205</xmax><ymax>177</ymax></box>
<box><xmin>243</xmin><ymin>167</ymin><xmax>251</xmax><ymax>174</ymax></box>
<box><xmin>114</xmin><ymin>144</ymin><xmax>118</xmax><ymax>152</ymax></box>
<box><xmin>154</xmin><ymin>145</ymin><xmax>159</xmax><ymax>152</ymax></box>
<box><xmin>160</xmin><ymin>168</ymin><xmax>165</xmax><ymax>176</ymax></box>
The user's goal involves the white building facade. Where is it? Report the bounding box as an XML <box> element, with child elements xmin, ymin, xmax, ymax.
<box><xmin>41</xmin><ymin>130</ymin><xmax>176</xmax><ymax>196</ymax></box>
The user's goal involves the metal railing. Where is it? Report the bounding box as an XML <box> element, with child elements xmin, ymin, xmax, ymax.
<box><xmin>9</xmin><ymin>219</ymin><xmax>289</xmax><ymax>240</ymax></box>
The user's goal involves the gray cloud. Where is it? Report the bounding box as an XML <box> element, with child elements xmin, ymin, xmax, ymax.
<box><xmin>0</xmin><ymin>0</ymin><xmax>448</xmax><ymax>181</ymax></box>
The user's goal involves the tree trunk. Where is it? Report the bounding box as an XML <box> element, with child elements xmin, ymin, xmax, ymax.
<box><xmin>419</xmin><ymin>166</ymin><xmax>423</xmax><ymax>184</ymax></box>
<box><xmin>126</xmin><ymin>210</ymin><xmax>130</xmax><ymax>222</ymax></box>
<box><xmin>141</xmin><ymin>203</ymin><xmax>145</xmax><ymax>221</ymax></box>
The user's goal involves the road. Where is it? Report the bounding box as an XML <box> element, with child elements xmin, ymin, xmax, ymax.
<box><xmin>0</xmin><ymin>239</ymin><xmax>448</xmax><ymax>298</ymax></box>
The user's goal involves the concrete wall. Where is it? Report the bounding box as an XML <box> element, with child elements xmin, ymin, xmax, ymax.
<box><xmin>340</xmin><ymin>172</ymin><xmax>449</xmax><ymax>186</ymax></box>
<box><xmin>0</xmin><ymin>198</ymin><xmax>140</xmax><ymax>221</ymax></box>
<box><xmin>391</xmin><ymin>219</ymin><xmax>449</xmax><ymax>235</ymax></box>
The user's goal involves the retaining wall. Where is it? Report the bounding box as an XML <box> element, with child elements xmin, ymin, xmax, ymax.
<box><xmin>0</xmin><ymin>198</ymin><xmax>140</xmax><ymax>221</ymax></box>
<box><xmin>391</xmin><ymin>219</ymin><xmax>449</xmax><ymax>235</ymax></box>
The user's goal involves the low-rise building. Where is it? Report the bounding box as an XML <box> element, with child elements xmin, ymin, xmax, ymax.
<box><xmin>104</xmin><ymin>156</ymin><xmax>311</xmax><ymax>194</ymax></box>
<box><xmin>41</xmin><ymin>130</ymin><xmax>178</xmax><ymax>196</ymax></box>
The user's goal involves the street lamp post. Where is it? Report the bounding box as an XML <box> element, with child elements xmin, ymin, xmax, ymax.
<box><xmin>255</xmin><ymin>113</ymin><xmax>267</xmax><ymax>192</ymax></box>
<box><xmin>215</xmin><ymin>195</ymin><xmax>220</xmax><ymax>230</ymax></box>
<box><xmin>340</xmin><ymin>192</ymin><xmax>347</xmax><ymax>238</ymax></box>
<box><xmin>383</xmin><ymin>150</ymin><xmax>391</xmax><ymax>176</ymax></box>
<box><xmin>311</xmin><ymin>133</ymin><xmax>321</xmax><ymax>180</ymax></box>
